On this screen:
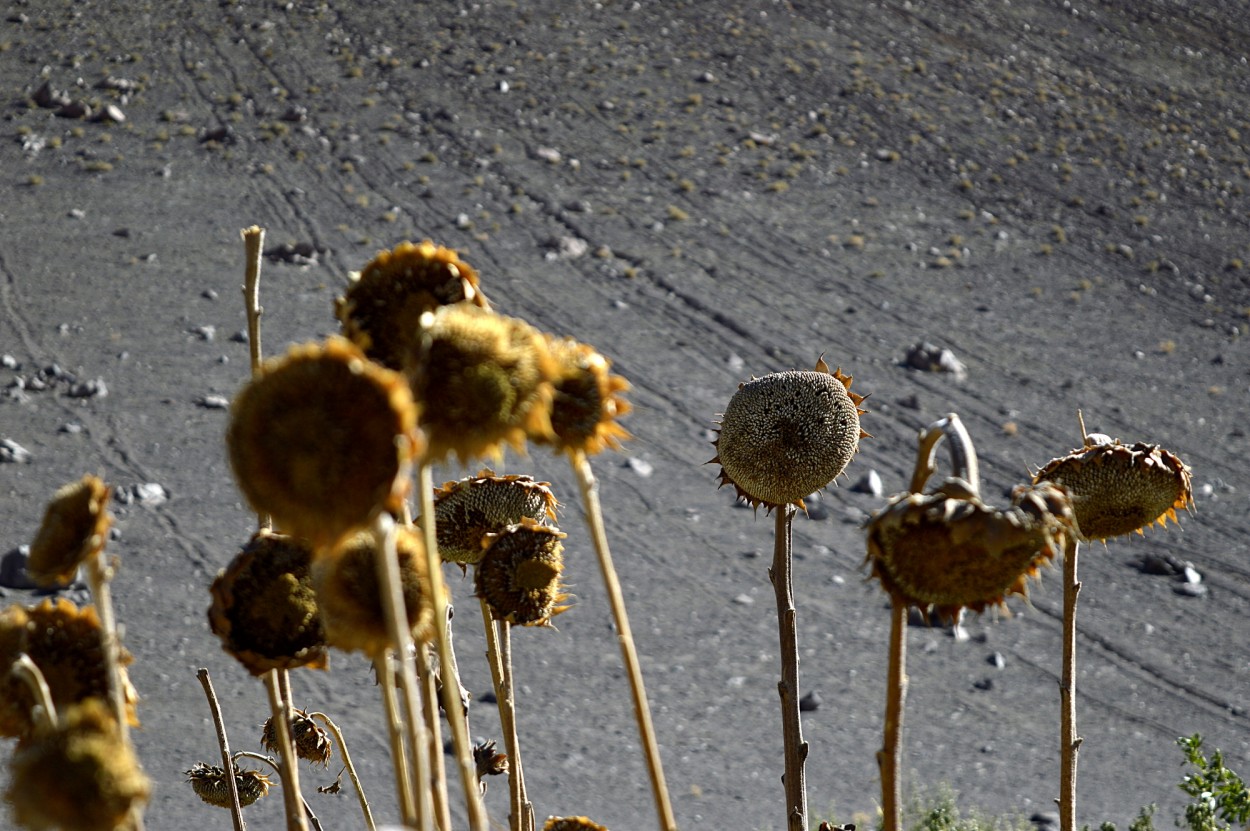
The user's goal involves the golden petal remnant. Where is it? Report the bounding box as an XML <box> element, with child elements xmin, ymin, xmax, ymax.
<box><xmin>185</xmin><ymin>761</ymin><xmax>273</xmax><ymax>808</ymax></box>
<box><xmin>1033</xmin><ymin>436</ymin><xmax>1193</xmax><ymax>541</ymax></box>
<box><xmin>27</xmin><ymin>475</ymin><xmax>112</xmax><ymax>587</ymax></box>
<box><xmin>208</xmin><ymin>530</ymin><xmax>328</xmax><ymax>676</ymax></box>
<box><xmin>538</xmin><ymin>336</ymin><xmax>632</xmax><ymax>457</ymax></box>
<box><xmin>227</xmin><ymin>336</ymin><xmax>421</xmax><ymax>548</ymax></box>
<box><xmin>866</xmin><ymin>480</ymin><xmax>1076</xmax><ymax>624</ymax></box>
<box><xmin>476</xmin><ymin>518</ymin><xmax>569</xmax><ymax>626</ymax></box>
<box><xmin>712</xmin><ymin>360</ymin><xmax>867</xmax><ymax>511</ymax></box>
<box><xmin>543</xmin><ymin>817</ymin><xmax>610</xmax><ymax>831</ymax></box>
<box><xmin>0</xmin><ymin>598</ymin><xmax>138</xmax><ymax>739</ymax></box>
<box><xmin>7</xmin><ymin>698</ymin><xmax>150</xmax><ymax>831</ymax></box>
<box><xmin>312</xmin><ymin>526</ymin><xmax>440</xmax><ymax>658</ymax></box>
<box><xmin>432</xmin><ymin>469</ymin><xmax>559</xmax><ymax>565</ymax></box>
<box><xmin>336</xmin><ymin>239</ymin><xmax>490</xmax><ymax>370</ymax></box>
<box><xmin>406</xmin><ymin>304</ymin><xmax>557</xmax><ymax>464</ymax></box>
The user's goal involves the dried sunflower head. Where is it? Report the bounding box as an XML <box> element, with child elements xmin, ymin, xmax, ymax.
<box><xmin>543</xmin><ymin>817</ymin><xmax>609</xmax><ymax>831</ymax></box>
<box><xmin>712</xmin><ymin>356</ymin><xmax>869</xmax><ymax>511</ymax></box>
<box><xmin>474</xmin><ymin>738</ymin><xmax>509</xmax><ymax>779</ymax></box>
<box><xmin>185</xmin><ymin>761</ymin><xmax>273</xmax><ymax>808</ymax></box>
<box><xmin>476</xmin><ymin>518</ymin><xmax>570</xmax><ymax>626</ymax></box>
<box><xmin>312</xmin><ymin>526</ymin><xmax>440</xmax><ymax>658</ymax></box>
<box><xmin>432</xmin><ymin>469</ymin><xmax>558</xmax><ymax>565</ymax></box>
<box><xmin>1033</xmin><ymin>433</ymin><xmax>1193</xmax><ymax>542</ymax></box>
<box><xmin>227</xmin><ymin>336</ymin><xmax>421</xmax><ymax>549</ymax></box>
<box><xmin>866</xmin><ymin>479</ymin><xmax>1076</xmax><ymax>624</ymax></box>
<box><xmin>537</xmin><ymin>336</ymin><xmax>632</xmax><ymax>457</ymax></box>
<box><xmin>6</xmin><ymin>698</ymin><xmax>150</xmax><ymax>831</ymax></box>
<box><xmin>208</xmin><ymin>530</ymin><xmax>328</xmax><ymax>676</ymax></box>
<box><xmin>336</xmin><ymin>240</ymin><xmax>491</xmax><ymax>370</ymax></box>
<box><xmin>0</xmin><ymin>598</ymin><xmax>138</xmax><ymax>739</ymax></box>
<box><xmin>262</xmin><ymin>708</ymin><xmax>333</xmax><ymax>766</ymax></box>
<box><xmin>405</xmin><ymin>304</ymin><xmax>557</xmax><ymax>464</ymax></box>
<box><xmin>27</xmin><ymin>475</ymin><xmax>112</xmax><ymax>587</ymax></box>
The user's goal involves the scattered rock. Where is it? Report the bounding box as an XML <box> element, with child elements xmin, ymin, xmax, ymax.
<box><xmin>904</xmin><ymin>342</ymin><xmax>967</xmax><ymax>378</ymax></box>
<box><xmin>91</xmin><ymin>104</ymin><xmax>126</xmax><ymax>124</ymax></box>
<box><xmin>32</xmin><ymin>80</ymin><xmax>71</xmax><ymax>109</ymax></box>
<box><xmin>1174</xmin><ymin>583</ymin><xmax>1208</xmax><ymax>598</ymax></box>
<box><xmin>973</xmin><ymin>677</ymin><xmax>993</xmax><ymax>691</ymax></box>
<box><xmin>67</xmin><ymin>378</ymin><xmax>108</xmax><ymax>399</ymax></box>
<box><xmin>798</xmin><ymin>690</ymin><xmax>822</xmax><ymax>712</ymax></box>
<box><xmin>58</xmin><ymin>422</ymin><xmax>84</xmax><ymax>434</ymax></box>
<box><xmin>733</xmin><ymin>593</ymin><xmax>754</xmax><ymax>606</ymax></box>
<box><xmin>533</xmin><ymin>146</ymin><xmax>562</xmax><ymax>163</ymax></box>
<box><xmin>1</xmin><ymin>439</ymin><xmax>33</xmax><ymax>463</ymax></box>
<box><xmin>1138</xmin><ymin>554</ymin><xmax>1180</xmax><ymax>576</ymax></box>
<box><xmin>2</xmin><ymin>354</ymin><xmax>18</xmax><ymax>369</ymax></box>
<box><xmin>265</xmin><ymin>241</ymin><xmax>321</xmax><ymax>265</ymax></box>
<box><xmin>988</xmin><ymin>651</ymin><xmax>1006</xmax><ymax>669</ymax></box>
<box><xmin>850</xmin><ymin>469</ymin><xmax>884</xmax><ymax>497</ymax></box>
<box><xmin>190</xmin><ymin>325</ymin><xmax>216</xmax><ymax>342</ymax></box>
<box><xmin>0</xmin><ymin>546</ymin><xmax>39</xmax><ymax>589</ymax></box>
<box><xmin>1182</xmin><ymin>565</ymin><xmax>1202</xmax><ymax>584</ymax></box>
<box><xmin>543</xmin><ymin>235</ymin><xmax>589</xmax><ymax>259</ymax></box>
<box><xmin>197</xmin><ymin>394</ymin><xmax>230</xmax><ymax>409</ymax></box>
<box><xmin>625</xmin><ymin>456</ymin><xmax>653</xmax><ymax>477</ymax></box>
<box><xmin>116</xmin><ymin>482</ymin><xmax>168</xmax><ymax>506</ymax></box>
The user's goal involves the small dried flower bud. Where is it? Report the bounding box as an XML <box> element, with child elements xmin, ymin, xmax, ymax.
<box><xmin>473</xmin><ymin>738</ymin><xmax>509</xmax><ymax>779</ymax></box>
<box><xmin>712</xmin><ymin>358</ymin><xmax>868</xmax><ymax>510</ymax></box>
<box><xmin>7</xmin><ymin>698</ymin><xmax>150</xmax><ymax>831</ymax></box>
<box><xmin>433</xmin><ymin>470</ymin><xmax>558</xmax><ymax>565</ymax></box>
<box><xmin>336</xmin><ymin>240</ymin><xmax>490</xmax><ymax>370</ymax></box>
<box><xmin>27</xmin><ymin>475</ymin><xmax>112</xmax><ymax>587</ymax></box>
<box><xmin>262</xmin><ymin>708</ymin><xmax>333</xmax><ymax>767</ymax></box>
<box><xmin>476</xmin><ymin>518</ymin><xmax>569</xmax><ymax>626</ymax></box>
<box><xmin>185</xmin><ymin>761</ymin><xmax>273</xmax><ymax>808</ymax></box>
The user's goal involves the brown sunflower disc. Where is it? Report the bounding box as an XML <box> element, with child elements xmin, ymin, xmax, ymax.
<box><xmin>539</xmin><ymin>336</ymin><xmax>632</xmax><ymax>457</ymax></box>
<box><xmin>476</xmin><ymin>518</ymin><xmax>568</xmax><ymax>626</ymax></box>
<box><xmin>432</xmin><ymin>469</ymin><xmax>558</xmax><ymax>564</ymax></box>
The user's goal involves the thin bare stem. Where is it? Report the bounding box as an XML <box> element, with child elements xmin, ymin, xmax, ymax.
<box><xmin>263</xmin><ymin>671</ymin><xmax>310</xmax><ymax>831</ymax></box>
<box><xmin>373</xmin><ymin>654</ymin><xmax>418</xmax><ymax>825</ymax></box>
<box><xmin>770</xmin><ymin>504</ymin><xmax>808</xmax><ymax>831</ymax></box>
<box><xmin>12</xmin><ymin>654</ymin><xmax>57</xmax><ymax>731</ymax></box>
<box><xmin>1059</xmin><ymin>538</ymin><xmax>1083</xmax><ymax>831</ymax></box>
<box><xmin>416</xmin><ymin>642</ymin><xmax>453</xmax><ymax>831</ymax></box>
<box><xmin>570</xmin><ymin>450</ymin><xmax>677</xmax><ymax>830</ymax></box>
<box><xmin>481</xmin><ymin>601</ymin><xmax>531</xmax><ymax>831</ymax></box>
<box><xmin>308</xmin><ymin>712</ymin><xmax>376</xmax><ymax>831</ymax></box>
<box><xmin>197</xmin><ymin>669</ymin><xmax>246</xmax><ymax>831</ymax></box>
<box><xmin>370</xmin><ymin>512</ymin><xmax>433</xmax><ymax>830</ymax></box>
<box><xmin>233</xmin><ymin>752</ymin><xmax>322</xmax><ymax>831</ymax></box>
<box><xmin>877</xmin><ymin>602</ymin><xmax>908</xmax><ymax>831</ymax></box>
<box><xmin>84</xmin><ymin>552</ymin><xmax>128</xmax><ymax>741</ymax></box>
<box><xmin>909</xmin><ymin>413</ymin><xmax>979</xmax><ymax>496</ymax></box>
<box><xmin>241</xmin><ymin>226</ymin><xmax>265</xmax><ymax>381</ymax></box>
<box><xmin>417</xmin><ymin>461</ymin><xmax>491</xmax><ymax>830</ymax></box>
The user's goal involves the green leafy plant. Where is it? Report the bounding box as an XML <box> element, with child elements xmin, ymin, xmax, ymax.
<box><xmin>1177</xmin><ymin>735</ymin><xmax>1250</xmax><ymax>831</ymax></box>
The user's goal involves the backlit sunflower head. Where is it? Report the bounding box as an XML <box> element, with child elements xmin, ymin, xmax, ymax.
<box><xmin>1033</xmin><ymin>432</ymin><xmax>1193</xmax><ymax>542</ymax></box>
<box><xmin>866</xmin><ymin>479</ymin><xmax>1076</xmax><ymax>624</ymax></box>
<box><xmin>405</xmin><ymin>304</ymin><xmax>557</xmax><ymax>464</ymax></box>
<box><xmin>208</xmin><ymin>530</ymin><xmax>328</xmax><ymax>676</ymax></box>
<box><xmin>712</xmin><ymin>356</ymin><xmax>869</xmax><ymax>511</ymax></box>
<box><xmin>0</xmin><ymin>598</ymin><xmax>138</xmax><ymax>739</ymax></box>
<box><xmin>312</xmin><ymin>526</ymin><xmax>440</xmax><ymax>658</ymax></box>
<box><xmin>6</xmin><ymin>698</ymin><xmax>150</xmax><ymax>831</ymax></box>
<box><xmin>538</xmin><ymin>336</ymin><xmax>632</xmax><ymax>457</ymax></box>
<box><xmin>227</xmin><ymin>336</ymin><xmax>421</xmax><ymax>548</ymax></box>
<box><xmin>27</xmin><ymin>475</ymin><xmax>112</xmax><ymax>587</ymax></box>
<box><xmin>476</xmin><ymin>518</ymin><xmax>570</xmax><ymax>627</ymax></box>
<box><xmin>185</xmin><ymin>761</ymin><xmax>273</xmax><ymax>808</ymax></box>
<box><xmin>262</xmin><ymin>708</ymin><xmax>333</xmax><ymax>767</ymax></box>
<box><xmin>432</xmin><ymin>469</ymin><xmax>558</xmax><ymax>565</ymax></box>
<box><xmin>336</xmin><ymin>240</ymin><xmax>490</xmax><ymax>370</ymax></box>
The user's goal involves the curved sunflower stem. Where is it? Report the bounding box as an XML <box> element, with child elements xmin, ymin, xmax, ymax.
<box><xmin>770</xmin><ymin>503</ymin><xmax>808</xmax><ymax>831</ymax></box>
<box><xmin>417</xmin><ymin>461</ymin><xmax>491</xmax><ymax>831</ymax></box>
<box><xmin>481</xmin><ymin>601</ymin><xmax>532</xmax><ymax>831</ymax></box>
<box><xmin>308</xmin><ymin>712</ymin><xmax>376</xmax><ymax>831</ymax></box>
<box><xmin>877</xmin><ymin>601</ymin><xmax>908</xmax><ymax>831</ymax></box>
<box><xmin>197</xmin><ymin>668</ymin><xmax>247</xmax><ymax>831</ymax></box>
<box><xmin>233</xmin><ymin>752</ymin><xmax>323</xmax><ymax>831</ymax></box>
<box><xmin>1059</xmin><ymin>538</ymin><xmax>1083</xmax><ymax>831</ymax></box>
<box><xmin>12</xmin><ymin>653</ymin><xmax>57</xmax><ymax>732</ymax></box>
<box><xmin>570</xmin><ymin>450</ymin><xmax>678</xmax><ymax>831</ymax></box>
<box><xmin>263</xmin><ymin>670</ymin><xmax>310</xmax><ymax>831</ymax></box>
<box><xmin>910</xmin><ymin>413</ymin><xmax>979</xmax><ymax>497</ymax></box>
<box><xmin>370</xmin><ymin>513</ymin><xmax>433</xmax><ymax>830</ymax></box>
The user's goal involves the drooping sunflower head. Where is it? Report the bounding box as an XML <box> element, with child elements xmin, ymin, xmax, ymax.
<box><xmin>227</xmin><ymin>336</ymin><xmax>421</xmax><ymax>548</ymax></box>
<box><xmin>335</xmin><ymin>240</ymin><xmax>490</xmax><ymax>370</ymax></box>
<box><xmin>6</xmin><ymin>697</ymin><xmax>150</xmax><ymax>831</ymax></box>
<box><xmin>865</xmin><ymin>479</ymin><xmax>1076</xmax><ymax>624</ymax></box>
<box><xmin>432</xmin><ymin>469</ymin><xmax>559</xmax><ymax>565</ymax></box>
<box><xmin>1033</xmin><ymin>434</ymin><xmax>1193</xmax><ymax>542</ymax></box>
<box><xmin>208</xmin><ymin>530</ymin><xmax>328</xmax><ymax>677</ymax></box>
<box><xmin>712</xmin><ymin>356</ymin><xmax>869</xmax><ymax>511</ymax></box>
<box><xmin>312</xmin><ymin>526</ymin><xmax>440</xmax><ymax>658</ymax></box>
<box><xmin>543</xmin><ymin>817</ymin><xmax>609</xmax><ymax>831</ymax></box>
<box><xmin>185</xmin><ymin>761</ymin><xmax>273</xmax><ymax>809</ymax></box>
<box><xmin>0</xmin><ymin>598</ymin><xmax>138</xmax><ymax>739</ymax></box>
<box><xmin>405</xmin><ymin>304</ymin><xmax>557</xmax><ymax>464</ymax></box>
<box><xmin>476</xmin><ymin>518</ymin><xmax>570</xmax><ymax>626</ymax></box>
<box><xmin>537</xmin><ymin>336</ymin><xmax>632</xmax><ymax>457</ymax></box>
<box><xmin>27</xmin><ymin>475</ymin><xmax>112</xmax><ymax>588</ymax></box>
<box><xmin>262</xmin><ymin>708</ymin><xmax>333</xmax><ymax>767</ymax></box>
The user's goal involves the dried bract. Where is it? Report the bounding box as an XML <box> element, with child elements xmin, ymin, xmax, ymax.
<box><xmin>262</xmin><ymin>708</ymin><xmax>333</xmax><ymax>766</ymax></box>
<box><xmin>433</xmin><ymin>469</ymin><xmax>558</xmax><ymax>565</ymax></box>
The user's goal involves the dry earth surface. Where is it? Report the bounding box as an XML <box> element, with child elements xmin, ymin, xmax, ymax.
<box><xmin>2</xmin><ymin>1</ymin><xmax>1250</xmax><ymax>829</ymax></box>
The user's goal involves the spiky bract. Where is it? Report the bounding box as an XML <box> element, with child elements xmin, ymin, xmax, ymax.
<box><xmin>262</xmin><ymin>708</ymin><xmax>333</xmax><ymax>767</ymax></box>
<box><xmin>539</xmin><ymin>336</ymin><xmax>632</xmax><ymax>456</ymax></box>
<box><xmin>336</xmin><ymin>240</ymin><xmax>490</xmax><ymax>370</ymax></box>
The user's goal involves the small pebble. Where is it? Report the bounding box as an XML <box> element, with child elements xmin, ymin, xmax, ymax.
<box><xmin>58</xmin><ymin>422</ymin><xmax>84</xmax><ymax>434</ymax></box>
<box><xmin>0</xmin><ymin>546</ymin><xmax>38</xmax><ymax>589</ymax></box>
<box><xmin>799</xmin><ymin>690</ymin><xmax>822</xmax><ymax>712</ymax></box>
<box><xmin>626</xmin><ymin>456</ymin><xmax>653</xmax><ymax>477</ymax></box>
<box><xmin>202</xmin><ymin>289</ymin><xmax>218</xmax><ymax>300</ymax></box>
<box><xmin>733</xmin><ymin>593</ymin><xmax>754</xmax><ymax>606</ymax></box>
<box><xmin>191</xmin><ymin>325</ymin><xmax>216</xmax><ymax>342</ymax></box>
<box><xmin>988</xmin><ymin>651</ymin><xmax>1006</xmax><ymax>669</ymax></box>
<box><xmin>973</xmin><ymin>678</ymin><xmax>993</xmax><ymax>691</ymax></box>
<box><xmin>2</xmin><ymin>355</ymin><xmax>18</xmax><ymax>369</ymax></box>
<box><xmin>68</xmin><ymin>378</ymin><xmax>108</xmax><ymax>399</ymax></box>
<box><xmin>851</xmin><ymin>469</ymin><xmax>884</xmax><ymax>497</ymax></box>
<box><xmin>0</xmin><ymin>439</ymin><xmax>33</xmax><ymax>464</ymax></box>
<box><xmin>116</xmin><ymin>482</ymin><xmax>168</xmax><ymax>506</ymax></box>
<box><xmin>198</xmin><ymin>394</ymin><xmax>230</xmax><ymax>409</ymax></box>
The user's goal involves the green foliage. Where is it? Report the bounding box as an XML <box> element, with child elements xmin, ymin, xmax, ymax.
<box><xmin>1176</xmin><ymin>734</ymin><xmax>1250</xmax><ymax>831</ymax></box>
<box><xmin>897</xmin><ymin>784</ymin><xmax>1031</xmax><ymax>831</ymax></box>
